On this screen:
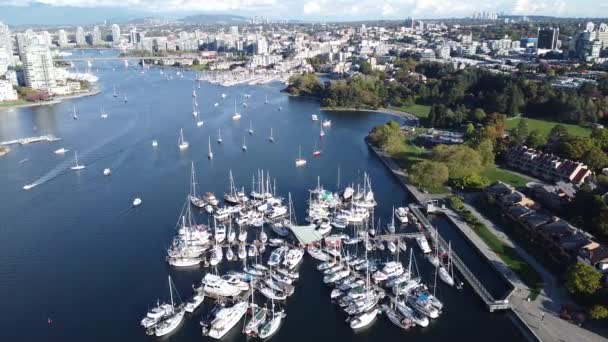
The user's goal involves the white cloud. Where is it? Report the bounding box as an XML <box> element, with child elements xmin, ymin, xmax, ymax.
<box><xmin>381</xmin><ymin>3</ymin><xmax>395</xmax><ymax>16</ymax></box>
<box><xmin>303</xmin><ymin>1</ymin><xmax>321</xmax><ymax>14</ymax></box>
<box><xmin>0</xmin><ymin>0</ymin><xmax>601</xmax><ymax>18</ymax></box>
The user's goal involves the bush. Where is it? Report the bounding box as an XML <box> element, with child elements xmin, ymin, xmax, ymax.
<box><xmin>566</xmin><ymin>262</ymin><xmax>602</xmax><ymax>296</ymax></box>
<box><xmin>590</xmin><ymin>305</ymin><xmax>608</xmax><ymax>320</ymax></box>
<box><xmin>409</xmin><ymin>161</ymin><xmax>449</xmax><ymax>189</ymax></box>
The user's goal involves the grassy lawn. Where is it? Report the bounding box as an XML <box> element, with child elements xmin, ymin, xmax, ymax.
<box><xmin>472</xmin><ymin>221</ymin><xmax>543</xmax><ymax>300</ymax></box>
<box><xmin>507</xmin><ymin>117</ymin><xmax>591</xmax><ymax>138</ymax></box>
<box><xmin>391</xmin><ymin>104</ymin><xmax>431</xmax><ymax>119</ymax></box>
<box><xmin>189</xmin><ymin>64</ymin><xmax>209</xmax><ymax>71</ymax></box>
<box><xmin>450</xmin><ymin>197</ymin><xmax>544</xmax><ymax>300</ymax></box>
<box><xmin>0</xmin><ymin>99</ymin><xmax>27</xmax><ymax>108</ymax></box>
<box><xmin>481</xmin><ymin>166</ymin><xmax>529</xmax><ymax>187</ymax></box>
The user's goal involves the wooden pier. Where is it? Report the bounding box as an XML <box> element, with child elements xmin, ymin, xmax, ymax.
<box><xmin>0</xmin><ymin>135</ymin><xmax>60</xmax><ymax>146</ymax></box>
<box><xmin>409</xmin><ymin>204</ymin><xmax>510</xmax><ymax>312</ymax></box>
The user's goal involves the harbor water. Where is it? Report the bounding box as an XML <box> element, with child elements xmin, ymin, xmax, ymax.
<box><xmin>0</xmin><ymin>49</ymin><xmax>524</xmax><ymax>342</ymax></box>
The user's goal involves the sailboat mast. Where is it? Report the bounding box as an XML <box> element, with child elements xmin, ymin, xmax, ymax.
<box><xmin>169</xmin><ymin>275</ymin><xmax>174</xmax><ymax>307</ymax></box>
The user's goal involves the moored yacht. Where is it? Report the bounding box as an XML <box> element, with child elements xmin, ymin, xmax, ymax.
<box><xmin>205</xmin><ymin>301</ymin><xmax>248</xmax><ymax>339</ymax></box>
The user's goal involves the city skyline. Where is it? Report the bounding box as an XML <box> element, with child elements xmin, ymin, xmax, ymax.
<box><xmin>0</xmin><ymin>0</ymin><xmax>607</xmax><ymax>25</ymax></box>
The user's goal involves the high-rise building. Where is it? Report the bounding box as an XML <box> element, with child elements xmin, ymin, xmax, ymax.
<box><xmin>111</xmin><ymin>24</ymin><xmax>121</xmax><ymax>45</ymax></box>
<box><xmin>255</xmin><ymin>36</ymin><xmax>268</xmax><ymax>55</ymax></box>
<box><xmin>76</xmin><ymin>27</ymin><xmax>86</xmax><ymax>46</ymax></box>
<box><xmin>0</xmin><ymin>21</ymin><xmax>14</xmax><ymax>71</ymax></box>
<box><xmin>92</xmin><ymin>26</ymin><xmax>102</xmax><ymax>45</ymax></box>
<box><xmin>22</xmin><ymin>44</ymin><xmax>56</xmax><ymax>91</ymax></box>
<box><xmin>58</xmin><ymin>29</ymin><xmax>68</xmax><ymax>47</ymax></box>
<box><xmin>537</xmin><ymin>27</ymin><xmax>559</xmax><ymax>50</ymax></box>
<box><xmin>129</xmin><ymin>29</ymin><xmax>142</xmax><ymax>48</ymax></box>
<box><xmin>16</xmin><ymin>29</ymin><xmax>48</xmax><ymax>58</ymax></box>
<box><xmin>230</xmin><ymin>26</ymin><xmax>239</xmax><ymax>36</ymax></box>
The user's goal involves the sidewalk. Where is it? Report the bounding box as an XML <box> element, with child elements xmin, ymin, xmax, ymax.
<box><xmin>450</xmin><ymin>201</ymin><xmax>606</xmax><ymax>342</ymax></box>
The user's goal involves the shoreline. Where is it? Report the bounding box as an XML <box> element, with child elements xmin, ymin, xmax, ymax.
<box><xmin>321</xmin><ymin>107</ymin><xmax>420</xmax><ymax>122</ymax></box>
<box><xmin>0</xmin><ymin>88</ymin><xmax>101</xmax><ymax>111</ymax></box>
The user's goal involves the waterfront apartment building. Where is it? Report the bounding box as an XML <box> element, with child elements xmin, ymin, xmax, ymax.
<box><xmin>76</xmin><ymin>26</ymin><xmax>86</xmax><ymax>46</ymax></box>
<box><xmin>0</xmin><ymin>22</ymin><xmax>14</xmax><ymax>71</ymax></box>
<box><xmin>58</xmin><ymin>29</ymin><xmax>69</xmax><ymax>47</ymax></box>
<box><xmin>92</xmin><ymin>26</ymin><xmax>103</xmax><ymax>45</ymax></box>
<box><xmin>0</xmin><ymin>79</ymin><xmax>18</xmax><ymax>101</ymax></box>
<box><xmin>22</xmin><ymin>44</ymin><xmax>56</xmax><ymax>91</ymax></box>
<box><xmin>506</xmin><ymin>145</ymin><xmax>592</xmax><ymax>186</ymax></box>
<box><xmin>111</xmin><ymin>24</ymin><xmax>120</xmax><ymax>45</ymax></box>
<box><xmin>537</xmin><ymin>27</ymin><xmax>559</xmax><ymax>50</ymax></box>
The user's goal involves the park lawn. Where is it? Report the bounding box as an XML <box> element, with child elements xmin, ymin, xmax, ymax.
<box><xmin>0</xmin><ymin>99</ymin><xmax>27</xmax><ymax>108</ymax></box>
<box><xmin>472</xmin><ymin>221</ymin><xmax>543</xmax><ymax>300</ymax></box>
<box><xmin>391</xmin><ymin>104</ymin><xmax>431</xmax><ymax>119</ymax></box>
<box><xmin>481</xmin><ymin>166</ymin><xmax>529</xmax><ymax>188</ymax></box>
<box><xmin>190</xmin><ymin>64</ymin><xmax>209</xmax><ymax>71</ymax></box>
<box><xmin>507</xmin><ymin>117</ymin><xmax>591</xmax><ymax>138</ymax></box>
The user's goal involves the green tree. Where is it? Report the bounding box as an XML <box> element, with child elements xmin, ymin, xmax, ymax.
<box><xmin>472</xmin><ymin>108</ymin><xmax>487</xmax><ymax>122</ymax></box>
<box><xmin>432</xmin><ymin>145</ymin><xmax>483</xmax><ymax>179</ymax></box>
<box><xmin>566</xmin><ymin>262</ymin><xmax>602</xmax><ymax>296</ymax></box>
<box><xmin>591</xmin><ymin>128</ymin><xmax>608</xmax><ymax>151</ymax></box>
<box><xmin>513</xmin><ymin>119</ymin><xmax>529</xmax><ymax>144</ymax></box>
<box><xmin>548</xmin><ymin>124</ymin><xmax>569</xmax><ymax>142</ymax></box>
<box><xmin>525</xmin><ymin>129</ymin><xmax>547</xmax><ymax>149</ymax></box>
<box><xmin>465</xmin><ymin>123</ymin><xmax>476</xmax><ymax>140</ymax></box>
<box><xmin>477</xmin><ymin>139</ymin><xmax>495</xmax><ymax>166</ymax></box>
<box><xmin>408</xmin><ymin>160</ymin><xmax>449</xmax><ymax>189</ymax></box>
<box><xmin>359</xmin><ymin>61</ymin><xmax>372</xmax><ymax>75</ymax></box>
<box><xmin>590</xmin><ymin>305</ymin><xmax>608</xmax><ymax>320</ymax></box>
<box><xmin>581</xmin><ymin>146</ymin><xmax>608</xmax><ymax>171</ymax></box>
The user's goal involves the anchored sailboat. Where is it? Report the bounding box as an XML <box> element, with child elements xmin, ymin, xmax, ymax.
<box><xmin>178</xmin><ymin>129</ymin><xmax>189</xmax><ymax>150</ymax></box>
<box><xmin>269</xmin><ymin>127</ymin><xmax>274</xmax><ymax>142</ymax></box>
<box><xmin>295</xmin><ymin>146</ymin><xmax>306</xmax><ymax>167</ymax></box>
<box><xmin>217</xmin><ymin>129</ymin><xmax>222</xmax><ymax>144</ymax></box>
<box><xmin>70</xmin><ymin>151</ymin><xmax>85</xmax><ymax>170</ymax></box>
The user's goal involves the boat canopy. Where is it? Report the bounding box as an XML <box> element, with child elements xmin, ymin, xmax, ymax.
<box><xmin>289</xmin><ymin>224</ymin><xmax>323</xmax><ymax>245</ymax></box>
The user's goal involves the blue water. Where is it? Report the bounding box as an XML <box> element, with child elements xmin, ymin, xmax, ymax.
<box><xmin>0</xmin><ymin>49</ymin><xmax>524</xmax><ymax>342</ymax></box>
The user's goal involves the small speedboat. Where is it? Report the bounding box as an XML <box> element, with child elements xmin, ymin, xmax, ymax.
<box><xmin>133</xmin><ymin>198</ymin><xmax>142</xmax><ymax>207</ymax></box>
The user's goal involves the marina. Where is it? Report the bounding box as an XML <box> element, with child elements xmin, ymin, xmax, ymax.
<box><xmin>0</xmin><ymin>49</ymin><xmax>526</xmax><ymax>342</ymax></box>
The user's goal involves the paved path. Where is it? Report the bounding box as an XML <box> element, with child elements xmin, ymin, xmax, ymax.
<box><xmin>452</xmin><ymin>197</ymin><xmax>606</xmax><ymax>342</ymax></box>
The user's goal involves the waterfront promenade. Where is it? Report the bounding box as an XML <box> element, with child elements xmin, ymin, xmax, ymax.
<box><xmin>366</xmin><ymin>139</ymin><xmax>607</xmax><ymax>342</ymax></box>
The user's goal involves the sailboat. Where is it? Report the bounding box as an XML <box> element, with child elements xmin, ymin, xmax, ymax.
<box><xmin>192</xmin><ymin>98</ymin><xmax>199</xmax><ymax>117</ymax></box>
<box><xmin>217</xmin><ymin>129</ymin><xmax>223</xmax><ymax>144</ymax></box>
<box><xmin>100</xmin><ymin>106</ymin><xmax>108</xmax><ymax>119</ymax></box>
<box><xmin>112</xmin><ymin>85</ymin><xmax>118</xmax><ymax>97</ymax></box>
<box><xmin>264</xmin><ymin>94</ymin><xmax>269</xmax><ymax>104</ymax></box>
<box><xmin>72</xmin><ymin>105</ymin><xmax>78</xmax><ymax>120</ymax></box>
<box><xmin>242</xmin><ymin>136</ymin><xmax>247</xmax><ymax>151</ymax></box>
<box><xmin>232</xmin><ymin>100</ymin><xmax>241</xmax><ymax>120</ymax></box>
<box><xmin>269</xmin><ymin>127</ymin><xmax>274</xmax><ymax>142</ymax></box>
<box><xmin>123</xmin><ymin>93</ymin><xmax>128</xmax><ymax>103</ymax></box>
<box><xmin>189</xmin><ymin>162</ymin><xmax>206</xmax><ymax>208</ymax></box>
<box><xmin>208</xmin><ymin>137</ymin><xmax>213</xmax><ymax>159</ymax></box>
<box><xmin>152</xmin><ymin>276</ymin><xmax>185</xmax><ymax>336</ymax></box>
<box><xmin>258</xmin><ymin>300</ymin><xmax>284</xmax><ymax>338</ymax></box>
<box><xmin>178</xmin><ymin>129</ymin><xmax>189</xmax><ymax>150</ymax></box>
<box><xmin>70</xmin><ymin>151</ymin><xmax>85</xmax><ymax>170</ymax></box>
<box><xmin>320</xmin><ymin>125</ymin><xmax>325</xmax><ymax>138</ymax></box>
<box><xmin>295</xmin><ymin>146</ymin><xmax>306</xmax><ymax>166</ymax></box>
<box><xmin>387</xmin><ymin>205</ymin><xmax>396</xmax><ymax>233</ymax></box>
<box><xmin>248</xmin><ymin>121</ymin><xmax>254</xmax><ymax>135</ymax></box>
<box><xmin>438</xmin><ymin>243</ymin><xmax>455</xmax><ymax>287</ymax></box>
<box><xmin>313</xmin><ymin>141</ymin><xmax>322</xmax><ymax>157</ymax></box>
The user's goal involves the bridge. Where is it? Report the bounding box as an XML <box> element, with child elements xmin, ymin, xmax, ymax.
<box><xmin>409</xmin><ymin>204</ymin><xmax>511</xmax><ymax>312</ymax></box>
<box><xmin>55</xmin><ymin>56</ymin><xmax>198</xmax><ymax>62</ymax></box>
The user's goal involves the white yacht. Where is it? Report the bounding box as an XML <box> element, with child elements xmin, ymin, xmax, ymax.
<box><xmin>133</xmin><ymin>198</ymin><xmax>142</xmax><ymax>207</ymax></box>
<box><xmin>100</xmin><ymin>107</ymin><xmax>108</xmax><ymax>119</ymax></box>
<box><xmin>103</xmin><ymin>168</ymin><xmax>111</xmax><ymax>176</ymax></box>
<box><xmin>206</xmin><ymin>302</ymin><xmax>248</xmax><ymax>339</ymax></box>
<box><xmin>311</xmin><ymin>114</ymin><xmax>318</xmax><ymax>121</ymax></box>
<box><xmin>178</xmin><ymin>128</ymin><xmax>189</xmax><ymax>150</ymax></box>
<box><xmin>416</xmin><ymin>236</ymin><xmax>432</xmax><ymax>254</ymax></box>
<box><xmin>395</xmin><ymin>207</ymin><xmax>409</xmax><ymax>224</ymax></box>
<box><xmin>202</xmin><ymin>273</ymin><xmax>241</xmax><ymax>298</ymax></box>
<box><xmin>54</xmin><ymin>147</ymin><xmax>68</xmax><ymax>154</ymax></box>
<box><xmin>140</xmin><ymin>301</ymin><xmax>173</xmax><ymax>328</ymax></box>
<box><xmin>282</xmin><ymin>248</ymin><xmax>304</xmax><ymax>269</ymax></box>
<box><xmin>322</xmin><ymin>119</ymin><xmax>332</xmax><ymax>127</ymax></box>
<box><xmin>152</xmin><ymin>140</ymin><xmax>158</xmax><ymax>147</ymax></box>
<box><xmin>70</xmin><ymin>151</ymin><xmax>85</xmax><ymax>170</ymax></box>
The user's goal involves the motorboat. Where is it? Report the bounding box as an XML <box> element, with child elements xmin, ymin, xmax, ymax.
<box><xmin>152</xmin><ymin>140</ymin><xmax>158</xmax><ymax>147</ymax></box>
<box><xmin>416</xmin><ymin>236</ymin><xmax>432</xmax><ymax>254</ymax></box>
<box><xmin>185</xmin><ymin>292</ymin><xmax>205</xmax><ymax>313</ymax></box>
<box><xmin>206</xmin><ymin>302</ymin><xmax>248</xmax><ymax>339</ymax></box>
<box><xmin>133</xmin><ymin>198</ymin><xmax>142</xmax><ymax>207</ymax></box>
<box><xmin>282</xmin><ymin>248</ymin><xmax>304</xmax><ymax>269</ymax></box>
<box><xmin>202</xmin><ymin>273</ymin><xmax>241</xmax><ymax>298</ymax></box>
<box><xmin>103</xmin><ymin>168</ymin><xmax>111</xmax><ymax>176</ymax></box>
<box><xmin>311</xmin><ymin>114</ymin><xmax>318</xmax><ymax>121</ymax></box>
<box><xmin>395</xmin><ymin>207</ymin><xmax>409</xmax><ymax>224</ymax></box>
<box><xmin>54</xmin><ymin>147</ymin><xmax>68</xmax><ymax>154</ymax></box>
<box><xmin>141</xmin><ymin>301</ymin><xmax>173</xmax><ymax>328</ymax></box>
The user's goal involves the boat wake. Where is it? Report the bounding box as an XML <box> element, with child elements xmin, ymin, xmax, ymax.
<box><xmin>23</xmin><ymin>118</ymin><xmax>138</xmax><ymax>189</ymax></box>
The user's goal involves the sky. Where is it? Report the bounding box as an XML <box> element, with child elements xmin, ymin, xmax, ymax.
<box><xmin>0</xmin><ymin>0</ymin><xmax>606</xmax><ymax>24</ymax></box>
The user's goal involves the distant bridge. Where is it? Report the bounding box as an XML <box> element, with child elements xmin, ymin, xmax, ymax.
<box><xmin>55</xmin><ymin>56</ymin><xmax>197</xmax><ymax>62</ymax></box>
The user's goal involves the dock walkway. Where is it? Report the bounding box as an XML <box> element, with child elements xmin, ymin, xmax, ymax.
<box><xmin>409</xmin><ymin>204</ymin><xmax>511</xmax><ymax>312</ymax></box>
